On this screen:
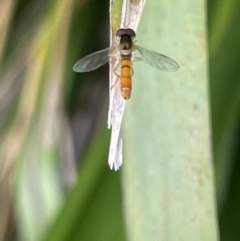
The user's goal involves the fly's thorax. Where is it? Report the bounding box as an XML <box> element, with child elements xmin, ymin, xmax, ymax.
<box><xmin>120</xmin><ymin>35</ymin><xmax>132</xmax><ymax>49</ymax></box>
<box><xmin>117</xmin><ymin>34</ymin><xmax>133</xmax><ymax>57</ymax></box>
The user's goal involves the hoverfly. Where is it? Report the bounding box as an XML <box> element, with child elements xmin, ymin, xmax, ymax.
<box><xmin>73</xmin><ymin>28</ymin><xmax>179</xmax><ymax>100</ymax></box>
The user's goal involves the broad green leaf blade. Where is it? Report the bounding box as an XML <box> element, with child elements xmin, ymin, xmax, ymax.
<box><xmin>122</xmin><ymin>1</ymin><xmax>219</xmax><ymax>240</ymax></box>
<box><xmin>209</xmin><ymin>0</ymin><xmax>240</xmax><ymax>206</ymax></box>
<box><xmin>208</xmin><ymin>0</ymin><xmax>240</xmax><ymax>239</ymax></box>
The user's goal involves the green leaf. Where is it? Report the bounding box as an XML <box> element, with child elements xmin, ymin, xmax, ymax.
<box><xmin>42</xmin><ymin>126</ymin><xmax>126</xmax><ymax>241</ymax></box>
<box><xmin>122</xmin><ymin>1</ymin><xmax>219</xmax><ymax>240</ymax></box>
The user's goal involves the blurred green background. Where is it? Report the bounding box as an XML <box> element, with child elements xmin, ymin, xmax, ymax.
<box><xmin>0</xmin><ymin>0</ymin><xmax>239</xmax><ymax>240</ymax></box>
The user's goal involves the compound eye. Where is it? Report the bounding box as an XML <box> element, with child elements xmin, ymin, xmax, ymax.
<box><xmin>126</xmin><ymin>28</ymin><xmax>136</xmax><ymax>38</ymax></box>
<box><xmin>116</xmin><ymin>28</ymin><xmax>127</xmax><ymax>37</ymax></box>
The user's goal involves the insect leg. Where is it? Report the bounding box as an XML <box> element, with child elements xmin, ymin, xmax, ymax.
<box><xmin>113</xmin><ymin>61</ymin><xmax>121</xmax><ymax>76</ymax></box>
<box><xmin>111</xmin><ymin>61</ymin><xmax>121</xmax><ymax>89</ymax></box>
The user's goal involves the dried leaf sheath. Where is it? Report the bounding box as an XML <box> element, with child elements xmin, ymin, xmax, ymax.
<box><xmin>108</xmin><ymin>0</ymin><xmax>146</xmax><ymax>170</ymax></box>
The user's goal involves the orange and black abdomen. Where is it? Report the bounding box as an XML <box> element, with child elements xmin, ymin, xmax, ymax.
<box><xmin>120</xmin><ymin>59</ymin><xmax>132</xmax><ymax>100</ymax></box>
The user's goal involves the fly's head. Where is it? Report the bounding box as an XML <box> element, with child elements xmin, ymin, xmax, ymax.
<box><xmin>116</xmin><ymin>28</ymin><xmax>136</xmax><ymax>52</ymax></box>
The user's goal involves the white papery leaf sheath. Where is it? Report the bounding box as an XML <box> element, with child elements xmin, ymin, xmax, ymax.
<box><xmin>108</xmin><ymin>0</ymin><xmax>146</xmax><ymax>170</ymax></box>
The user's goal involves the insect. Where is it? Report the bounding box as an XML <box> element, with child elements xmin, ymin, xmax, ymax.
<box><xmin>73</xmin><ymin>28</ymin><xmax>179</xmax><ymax>100</ymax></box>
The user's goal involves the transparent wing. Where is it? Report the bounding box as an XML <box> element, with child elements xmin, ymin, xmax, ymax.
<box><xmin>73</xmin><ymin>47</ymin><xmax>111</xmax><ymax>72</ymax></box>
<box><xmin>135</xmin><ymin>46</ymin><xmax>179</xmax><ymax>72</ymax></box>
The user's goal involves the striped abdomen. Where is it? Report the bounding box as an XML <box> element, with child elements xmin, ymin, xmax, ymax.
<box><xmin>120</xmin><ymin>59</ymin><xmax>132</xmax><ymax>100</ymax></box>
